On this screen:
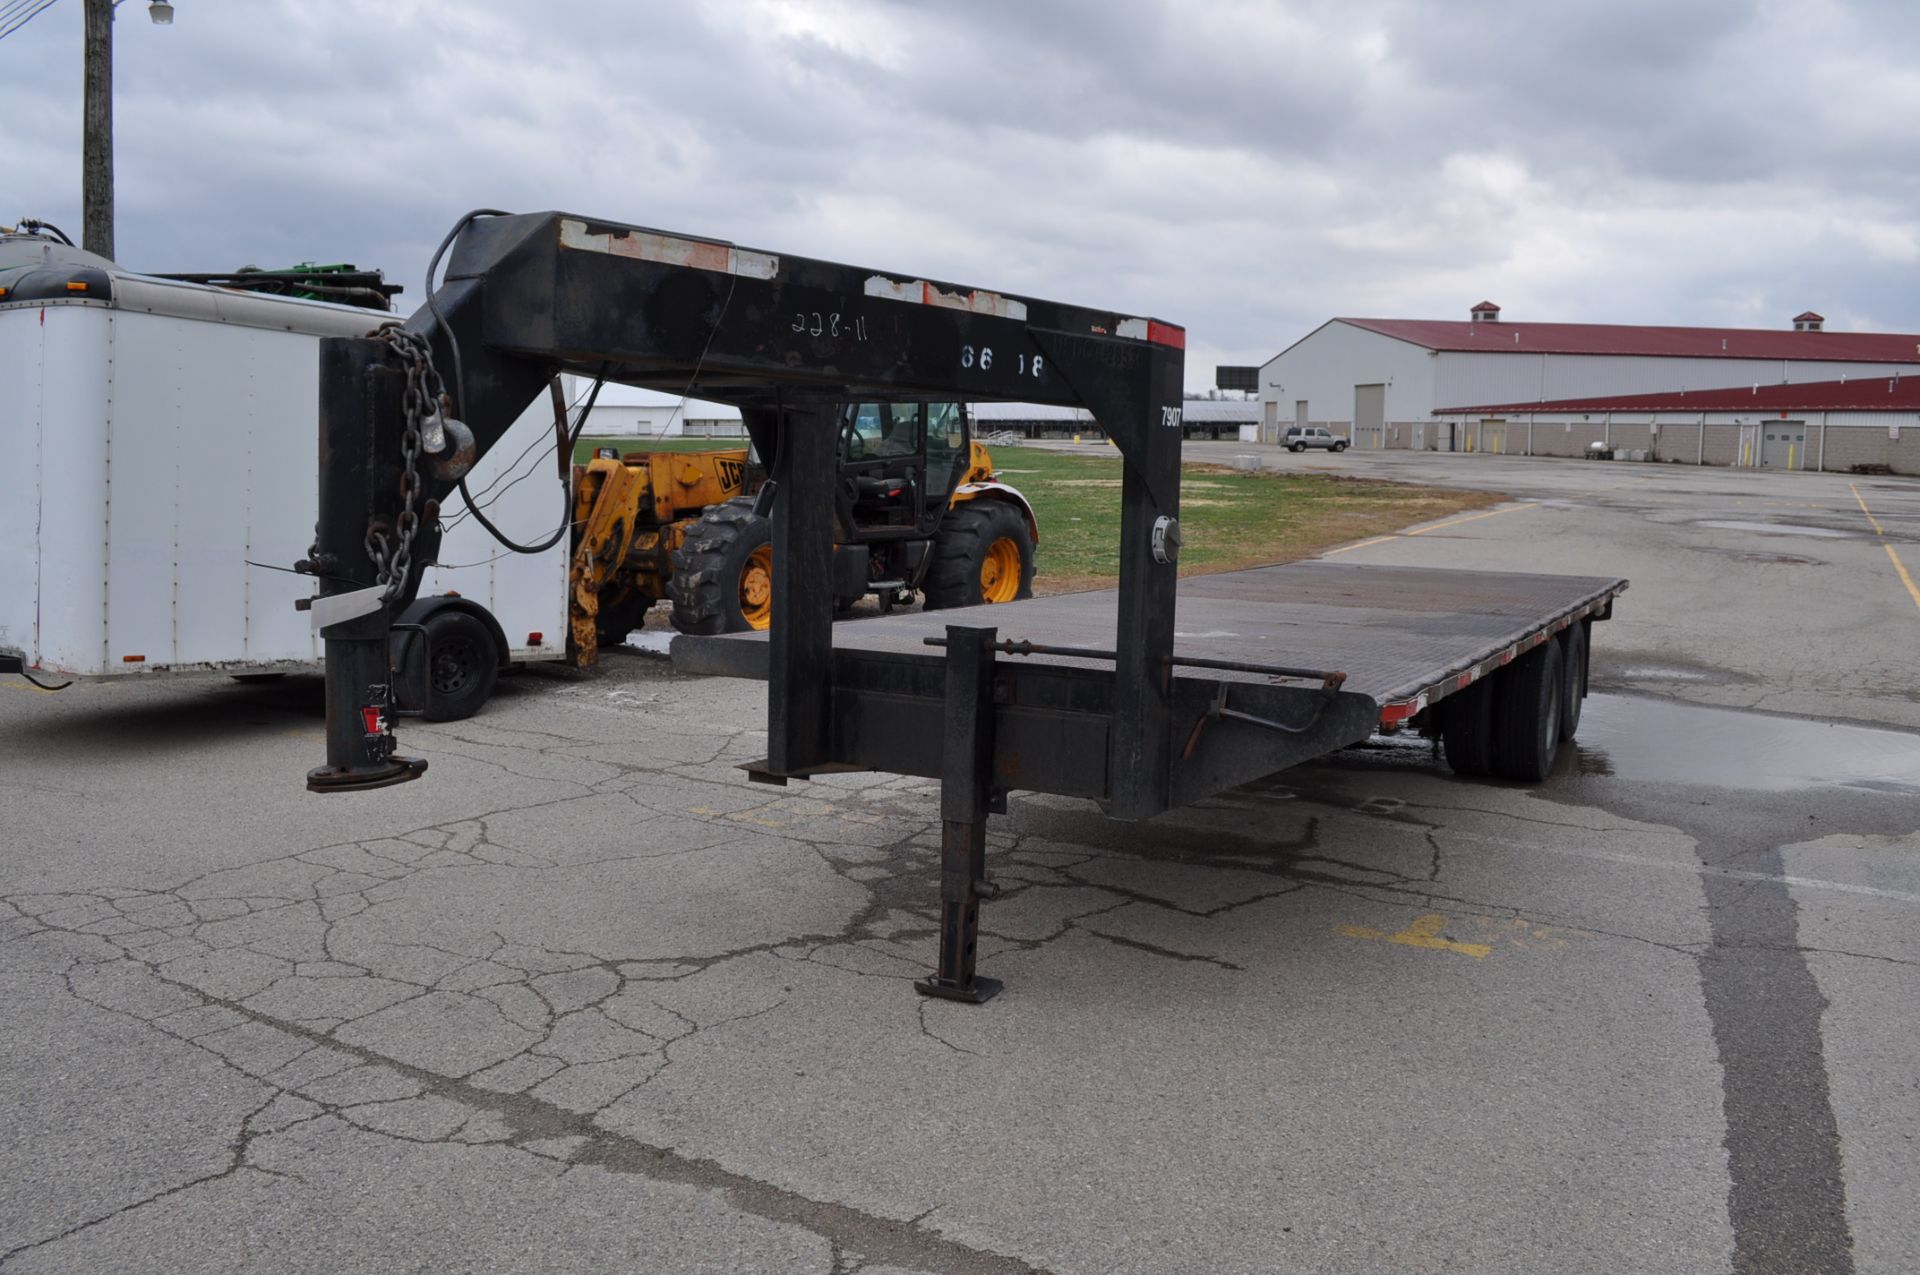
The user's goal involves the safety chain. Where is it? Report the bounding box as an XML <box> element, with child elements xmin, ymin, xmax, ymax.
<box><xmin>365</xmin><ymin>327</ymin><xmax>449</xmax><ymax>601</ymax></box>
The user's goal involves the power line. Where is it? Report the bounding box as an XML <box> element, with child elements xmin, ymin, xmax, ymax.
<box><xmin>0</xmin><ymin>0</ymin><xmax>60</xmax><ymax>42</ymax></box>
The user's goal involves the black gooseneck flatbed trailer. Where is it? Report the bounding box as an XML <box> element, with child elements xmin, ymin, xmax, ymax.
<box><xmin>303</xmin><ymin>210</ymin><xmax>1624</xmax><ymax>1004</ymax></box>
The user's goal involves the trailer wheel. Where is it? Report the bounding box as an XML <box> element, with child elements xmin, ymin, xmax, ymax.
<box><xmin>668</xmin><ymin>499</ymin><xmax>773</xmax><ymax>634</ymax></box>
<box><xmin>421</xmin><ymin>609</ymin><xmax>498</xmax><ymax>722</ymax></box>
<box><xmin>1491</xmin><ymin>640</ymin><xmax>1562</xmax><ymax>781</ymax></box>
<box><xmin>1441</xmin><ymin>676</ymin><xmax>1498</xmax><ymax>777</ymax></box>
<box><xmin>923</xmin><ymin>501</ymin><xmax>1035</xmax><ymax>610</ymax></box>
<box><xmin>1557</xmin><ymin>621</ymin><xmax>1588</xmax><ymax>742</ymax></box>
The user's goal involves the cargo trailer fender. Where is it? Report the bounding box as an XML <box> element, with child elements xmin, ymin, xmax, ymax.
<box><xmin>392</xmin><ymin>593</ymin><xmax>510</xmax><ymax>671</ymax></box>
<box><xmin>949</xmin><ymin>481</ymin><xmax>1039</xmax><ymax>544</ymax></box>
<box><xmin>390</xmin><ymin>593</ymin><xmax>511</xmax><ymax>720</ymax></box>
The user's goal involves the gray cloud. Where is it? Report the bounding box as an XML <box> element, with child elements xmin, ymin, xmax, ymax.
<box><xmin>5</xmin><ymin>0</ymin><xmax>1916</xmax><ymax>385</ymax></box>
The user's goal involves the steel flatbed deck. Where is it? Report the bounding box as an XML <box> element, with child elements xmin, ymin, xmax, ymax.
<box><xmin>676</xmin><ymin>560</ymin><xmax>1625</xmax><ymax>741</ymax></box>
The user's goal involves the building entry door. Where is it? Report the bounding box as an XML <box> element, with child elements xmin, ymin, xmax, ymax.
<box><xmin>1353</xmin><ymin>384</ymin><xmax>1385</xmax><ymax>449</ymax></box>
<box><xmin>1760</xmin><ymin>421</ymin><xmax>1807</xmax><ymax>470</ymax></box>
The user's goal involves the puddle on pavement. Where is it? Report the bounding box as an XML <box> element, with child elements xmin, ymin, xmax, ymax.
<box><xmin>1697</xmin><ymin>519</ymin><xmax>1855</xmax><ymax>539</ymax></box>
<box><xmin>1347</xmin><ymin>694</ymin><xmax>1920</xmax><ymax>794</ymax></box>
<box><xmin>1570</xmin><ymin>694</ymin><xmax>1920</xmax><ymax>793</ymax></box>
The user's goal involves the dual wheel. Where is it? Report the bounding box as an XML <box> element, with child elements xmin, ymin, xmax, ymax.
<box><xmin>667</xmin><ymin>497</ymin><xmax>1036</xmax><ymax>634</ymax></box>
<box><xmin>1442</xmin><ymin>620</ymin><xmax>1587</xmax><ymax>782</ymax></box>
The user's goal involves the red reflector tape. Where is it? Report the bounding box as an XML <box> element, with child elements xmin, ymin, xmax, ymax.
<box><xmin>1147</xmin><ymin>321</ymin><xmax>1186</xmax><ymax>349</ymax></box>
<box><xmin>361</xmin><ymin>706</ymin><xmax>386</xmax><ymax>735</ymax></box>
<box><xmin>527</xmin><ymin>632</ymin><xmax>544</xmax><ymax>646</ymax></box>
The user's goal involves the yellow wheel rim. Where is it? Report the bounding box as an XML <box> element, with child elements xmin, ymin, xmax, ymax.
<box><xmin>979</xmin><ymin>537</ymin><xmax>1022</xmax><ymax>604</ymax></box>
<box><xmin>741</xmin><ymin>545</ymin><xmax>774</xmax><ymax>630</ymax></box>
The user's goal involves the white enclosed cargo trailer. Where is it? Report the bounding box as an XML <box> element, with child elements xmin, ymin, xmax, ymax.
<box><xmin>0</xmin><ymin>231</ymin><xmax>569</xmax><ymax>716</ymax></box>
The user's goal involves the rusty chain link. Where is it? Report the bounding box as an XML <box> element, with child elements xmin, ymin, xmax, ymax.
<box><xmin>365</xmin><ymin>327</ymin><xmax>449</xmax><ymax>602</ymax></box>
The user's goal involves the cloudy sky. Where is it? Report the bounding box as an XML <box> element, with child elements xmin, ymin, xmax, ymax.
<box><xmin>7</xmin><ymin>0</ymin><xmax>1919</xmax><ymax>389</ymax></box>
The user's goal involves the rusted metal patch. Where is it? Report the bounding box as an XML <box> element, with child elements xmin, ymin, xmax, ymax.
<box><xmin>861</xmin><ymin>275</ymin><xmax>1028</xmax><ymax>320</ymax></box>
<box><xmin>558</xmin><ymin>219</ymin><xmax>778</xmax><ymax>280</ymax></box>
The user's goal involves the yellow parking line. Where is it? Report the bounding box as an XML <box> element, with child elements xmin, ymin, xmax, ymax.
<box><xmin>1850</xmin><ymin>483</ymin><xmax>1920</xmax><ymax>615</ymax></box>
<box><xmin>1336</xmin><ymin>913</ymin><xmax>1491</xmax><ymax>960</ymax></box>
<box><xmin>1325</xmin><ymin>503</ymin><xmax>1536</xmax><ymax>557</ymax></box>
<box><xmin>1324</xmin><ymin>535</ymin><xmax>1397</xmax><ymax>557</ymax></box>
<box><xmin>1405</xmin><ymin>502</ymin><xmax>1537</xmax><ymax>536</ymax></box>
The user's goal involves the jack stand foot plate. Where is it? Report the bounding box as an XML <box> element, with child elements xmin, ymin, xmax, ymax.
<box><xmin>914</xmin><ymin>975</ymin><xmax>1003</xmax><ymax>1005</ymax></box>
<box><xmin>306</xmin><ymin>756</ymin><xmax>429</xmax><ymax>793</ymax></box>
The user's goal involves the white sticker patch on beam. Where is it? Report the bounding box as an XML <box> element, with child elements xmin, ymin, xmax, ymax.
<box><xmin>862</xmin><ymin>275</ymin><xmax>1029</xmax><ymax>321</ymax></box>
<box><xmin>558</xmin><ymin>219</ymin><xmax>779</xmax><ymax>280</ymax></box>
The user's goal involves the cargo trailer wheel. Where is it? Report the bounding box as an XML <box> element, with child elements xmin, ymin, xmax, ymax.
<box><xmin>1441</xmin><ymin>676</ymin><xmax>1497</xmax><ymax>776</ymax></box>
<box><xmin>421</xmin><ymin>609</ymin><xmax>498</xmax><ymax>722</ymax></box>
<box><xmin>668</xmin><ymin>499</ymin><xmax>773</xmax><ymax>634</ymax></box>
<box><xmin>923</xmin><ymin>502</ymin><xmax>1035</xmax><ymax>610</ymax></box>
<box><xmin>1491</xmin><ymin>640</ymin><xmax>1562</xmax><ymax>781</ymax></box>
<box><xmin>1557</xmin><ymin>621</ymin><xmax>1588</xmax><ymax>742</ymax></box>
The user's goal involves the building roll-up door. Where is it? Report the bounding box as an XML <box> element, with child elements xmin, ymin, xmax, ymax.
<box><xmin>1353</xmin><ymin>384</ymin><xmax>1385</xmax><ymax>449</ymax></box>
<box><xmin>1760</xmin><ymin>421</ymin><xmax>1807</xmax><ymax>470</ymax></box>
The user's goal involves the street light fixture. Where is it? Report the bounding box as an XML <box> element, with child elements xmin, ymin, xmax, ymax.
<box><xmin>147</xmin><ymin>2</ymin><xmax>172</xmax><ymax>23</ymax></box>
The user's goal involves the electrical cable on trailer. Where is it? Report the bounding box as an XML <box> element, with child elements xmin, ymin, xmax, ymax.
<box><xmin>416</xmin><ymin>208</ymin><xmax>741</xmax><ymax>558</ymax></box>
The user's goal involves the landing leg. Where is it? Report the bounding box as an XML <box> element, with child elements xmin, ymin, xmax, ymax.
<box><xmin>916</xmin><ymin>625</ymin><xmax>1002</xmax><ymax>1004</ymax></box>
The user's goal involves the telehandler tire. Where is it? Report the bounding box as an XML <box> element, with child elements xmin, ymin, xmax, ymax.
<box><xmin>669</xmin><ymin>499</ymin><xmax>774</xmax><ymax>634</ymax></box>
<box><xmin>923</xmin><ymin>501</ymin><xmax>1035</xmax><ymax>610</ymax></box>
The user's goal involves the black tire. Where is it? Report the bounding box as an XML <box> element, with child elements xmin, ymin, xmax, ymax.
<box><xmin>1333</xmin><ymin>441</ymin><xmax>1349</xmax><ymax>452</ymax></box>
<box><xmin>1558</xmin><ymin>621</ymin><xmax>1588</xmax><ymax>742</ymax></box>
<box><xmin>420</xmin><ymin>609</ymin><xmax>499</xmax><ymax>722</ymax></box>
<box><xmin>668</xmin><ymin>499</ymin><xmax>773</xmax><ymax>634</ymax></box>
<box><xmin>922</xmin><ymin>501</ymin><xmax>1036</xmax><ymax>611</ymax></box>
<box><xmin>1289</xmin><ymin>442</ymin><xmax>1305</xmax><ymax>452</ymax></box>
<box><xmin>1441</xmin><ymin>676</ymin><xmax>1498</xmax><ymax>777</ymax></box>
<box><xmin>1491</xmin><ymin>640</ymin><xmax>1563</xmax><ymax>781</ymax></box>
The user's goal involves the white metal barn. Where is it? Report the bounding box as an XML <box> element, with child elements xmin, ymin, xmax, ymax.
<box><xmin>1257</xmin><ymin>303</ymin><xmax>1920</xmax><ymax>452</ymax></box>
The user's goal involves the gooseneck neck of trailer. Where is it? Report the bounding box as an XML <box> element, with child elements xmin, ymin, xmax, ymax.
<box><xmin>305</xmin><ymin>211</ymin><xmax>1187</xmax><ymax>820</ymax></box>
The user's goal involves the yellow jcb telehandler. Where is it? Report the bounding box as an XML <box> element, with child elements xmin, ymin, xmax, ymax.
<box><xmin>567</xmin><ymin>402</ymin><xmax>1037</xmax><ymax>663</ymax></box>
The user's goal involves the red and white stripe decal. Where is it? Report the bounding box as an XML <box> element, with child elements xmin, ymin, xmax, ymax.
<box><xmin>1114</xmin><ymin>317</ymin><xmax>1188</xmax><ymax>348</ymax></box>
<box><xmin>1374</xmin><ymin>590</ymin><xmax>1623</xmax><ymax>731</ymax></box>
<box><xmin>559</xmin><ymin>219</ymin><xmax>779</xmax><ymax>280</ymax></box>
<box><xmin>863</xmin><ymin>275</ymin><xmax>1028</xmax><ymax>320</ymax></box>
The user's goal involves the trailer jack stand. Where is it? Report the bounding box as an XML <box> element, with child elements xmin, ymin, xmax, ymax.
<box><xmin>914</xmin><ymin>625</ymin><xmax>1003</xmax><ymax>1005</ymax></box>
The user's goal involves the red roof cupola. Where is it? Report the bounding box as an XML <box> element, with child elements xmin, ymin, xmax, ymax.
<box><xmin>1470</xmin><ymin>301</ymin><xmax>1501</xmax><ymax>323</ymax></box>
<box><xmin>1793</xmin><ymin>311</ymin><xmax>1825</xmax><ymax>332</ymax></box>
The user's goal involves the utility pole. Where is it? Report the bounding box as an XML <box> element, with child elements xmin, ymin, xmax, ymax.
<box><xmin>82</xmin><ymin>0</ymin><xmax>114</xmax><ymax>260</ymax></box>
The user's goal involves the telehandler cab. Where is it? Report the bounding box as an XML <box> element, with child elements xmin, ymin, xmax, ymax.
<box><xmin>568</xmin><ymin>401</ymin><xmax>1037</xmax><ymax>662</ymax></box>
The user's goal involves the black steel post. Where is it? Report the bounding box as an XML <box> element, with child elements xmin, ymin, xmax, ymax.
<box><xmin>766</xmin><ymin>402</ymin><xmax>835</xmax><ymax>775</ymax></box>
<box><xmin>1108</xmin><ymin>352</ymin><xmax>1185</xmax><ymax>820</ymax></box>
<box><xmin>915</xmin><ymin>624</ymin><xmax>1002</xmax><ymax>1004</ymax></box>
<box><xmin>306</xmin><ymin>338</ymin><xmax>426</xmax><ymax>793</ymax></box>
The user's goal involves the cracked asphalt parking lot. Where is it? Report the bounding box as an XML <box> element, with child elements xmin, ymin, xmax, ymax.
<box><xmin>3</xmin><ymin>454</ymin><xmax>1918</xmax><ymax>1274</ymax></box>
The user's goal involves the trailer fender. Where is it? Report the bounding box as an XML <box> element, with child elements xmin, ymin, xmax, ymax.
<box><xmin>950</xmin><ymin>481</ymin><xmax>1040</xmax><ymax>545</ymax></box>
<box><xmin>393</xmin><ymin>593</ymin><xmax>511</xmax><ymax>667</ymax></box>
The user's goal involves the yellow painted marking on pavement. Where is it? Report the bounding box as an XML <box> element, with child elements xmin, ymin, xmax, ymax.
<box><xmin>1405</xmin><ymin>502</ymin><xmax>1537</xmax><ymax>536</ymax></box>
<box><xmin>1324</xmin><ymin>535</ymin><xmax>1397</xmax><ymax>557</ymax></box>
<box><xmin>1</xmin><ymin>680</ymin><xmax>59</xmax><ymax>695</ymax></box>
<box><xmin>1324</xmin><ymin>503</ymin><xmax>1537</xmax><ymax>557</ymax></box>
<box><xmin>688</xmin><ymin>803</ymin><xmax>790</xmax><ymax>829</ymax></box>
<box><xmin>1850</xmin><ymin>483</ymin><xmax>1920</xmax><ymax>615</ymax></box>
<box><xmin>1335</xmin><ymin>913</ymin><xmax>1492</xmax><ymax>959</ymax></box>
